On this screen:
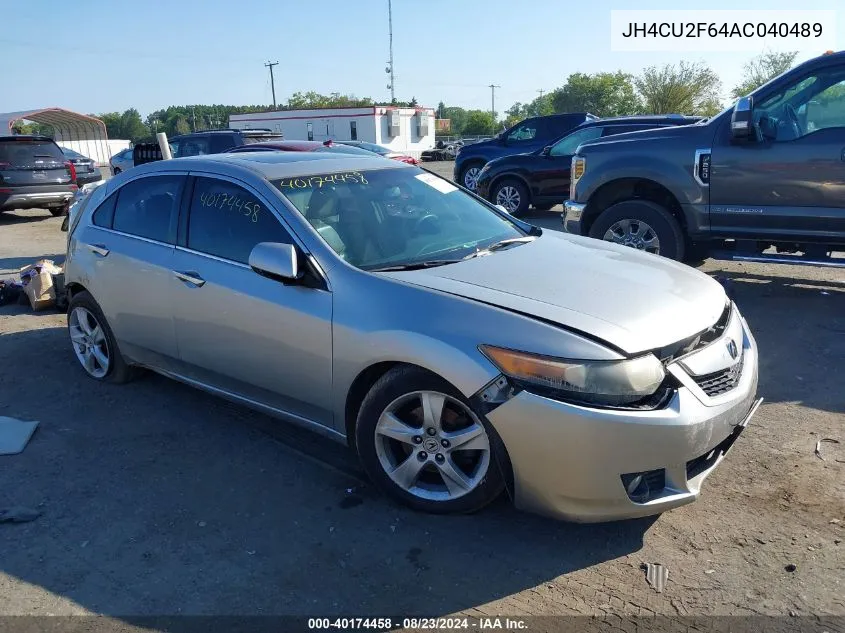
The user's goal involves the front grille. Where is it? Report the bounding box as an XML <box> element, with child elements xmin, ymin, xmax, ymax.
<box><xmin>657</xmin><ymin>302</ymin><xmax>732</xmax><ymax>362</ymax></box>
<box><xmin>692</xmin><ymin>351</ymin><xmax>744</xmax><ymax>397</ymax></box>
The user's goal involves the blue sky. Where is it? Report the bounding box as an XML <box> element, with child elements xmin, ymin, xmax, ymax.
<box><xmin>1</xmin><ymin>0</ymin><xmax>842</xmax><ymax>118</ymax></box>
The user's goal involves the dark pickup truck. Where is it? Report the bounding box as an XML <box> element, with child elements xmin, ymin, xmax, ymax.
<box><xmin>564</xmin><ymin>50</ymin><xmax>845</xmax><ymax>267</ymax></box>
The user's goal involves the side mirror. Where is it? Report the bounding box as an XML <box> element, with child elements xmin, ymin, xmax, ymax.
<box><xmin>731</xmin><ymin>97</ymin><xmax>754</xmax><ymax>141</ymax></box>
<box><xmin>249</xmin><ymin>242</ymin><xmax>302</xmax><ymax>283</ymax></box>
<box><xmin>541</xmin><ymin>146</ymin><xmax>552</xmax><ymax>156</ymax></box>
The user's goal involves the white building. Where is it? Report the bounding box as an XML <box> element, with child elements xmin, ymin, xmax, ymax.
<box><xmin>229</xmin><ymin>106</ymin><xmax>436</xmax><ymax>158</ymax></box>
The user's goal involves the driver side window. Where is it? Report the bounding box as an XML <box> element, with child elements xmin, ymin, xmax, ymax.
<box><xmin>507</xmin><ymin>121</ymin><xmax>539</xmax><ymax>143</ymax></box>
<box><xmin>755</xmin><ymin>67</ymin><xmax>845</xmax><ymax>141</ymax></box>
<box><xmin>549</xmin><ymin>127</ymin><xmax>603</xmax><ymax>156</ymax></box>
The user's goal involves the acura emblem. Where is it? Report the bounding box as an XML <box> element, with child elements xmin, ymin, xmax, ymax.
<box><xmin>726</xmin><ymin>339</ymin><xmax>738</xmax><ymax>360</ymax></box>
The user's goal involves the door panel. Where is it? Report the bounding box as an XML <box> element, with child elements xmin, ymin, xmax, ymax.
<box><xmin>171</xmin><ymin>175</ymin><xmax>334</xmax><ymax>426</ymax></box>
<box><xmin>77</xmin><ymin>175</ymin><xmax>184</xmax><ymax>368</ymax></box>
<box><xmin>710</xmin><ymin>65</ymin><xmax>845</xmax><ymax>241</ymax></box>
<box><xmin>534</xmin><ymin>126</ymin><xmax>605</xmax><ymax>199</ymax></box>
<box><xmin>711</xmin><ymin>128</ymin><xmax>845</xmax><ymax>240</ymax></box>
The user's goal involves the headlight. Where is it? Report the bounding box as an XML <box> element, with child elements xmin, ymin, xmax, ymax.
<box><xmin>570</xmin><ymin>155</ymin><xmax>585</xmax><ymax>199</ymax></box>
<box><xmin>479</xmin><ymin>345</ymin><xmax>666</xmax><ymax>407</ymax></box>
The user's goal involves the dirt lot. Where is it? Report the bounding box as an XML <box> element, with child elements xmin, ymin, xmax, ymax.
<box><xmin>1</xmin><ymin>163</ymin><xmax>843</xmax><ymax>626</ymax></box>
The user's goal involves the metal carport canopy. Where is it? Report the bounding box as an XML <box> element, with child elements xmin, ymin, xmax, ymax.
<box><xmin>0</xmin><ymin>108</ymin><xmax>110</xmax><ymax>166</ymax></box>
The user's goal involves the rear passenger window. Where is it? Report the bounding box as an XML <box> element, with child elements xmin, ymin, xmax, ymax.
<box><xmin>187</xmin><ymin>177</ymin><xmax>292</xmax><ymax>264</ymax></box>
<box><xmin>92</xmin><ymin>193</ymin><xmax>117</xmax><ymax>228</ymax></box>
<box><xmin>112</xmin><ymin>176</ymin><xmax>182</xmax><ymax>243</ymax></box>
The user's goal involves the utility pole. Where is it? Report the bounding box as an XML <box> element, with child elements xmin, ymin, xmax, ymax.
<box><xmin>536</xmin><ymin>89</ymin><xmax>545</xmax><ymax>115</ymax></box>
<box><xmin>385</xmin><ymin>0</ymin><xmax>395</xmax><ymax>103</ymax></box>
<box><xmin>265</xmin><ymin>60</ymin><xmax>279</xmax><ymax>109</ymax></box>
<box><xmin>537</xmin><ymin>89</ymin><xmax>545</xmax><ymax>98</ymax></box>
<box><xmin>190</xmin><ymin>106</ymin><xmax>196</xmax><ymax>132</ymax></box>
<box><xmin>488</xmin><ymin>84</ymin><xmax>501</xmax><ymax>120</ymax></box>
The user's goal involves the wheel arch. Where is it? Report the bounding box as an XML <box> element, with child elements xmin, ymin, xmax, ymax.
<box><xmin>582</xmin><ymin>177</ymin><xmax>687</xmax><ymax>236</ymax></box>
<box><xmin>343</xmin><ymin>360</ymin><xmax>516</xmax><ymax>499</ymax></box>
<box><xmin>489</xmin><ymin>173</ymin><xmax>533</xmax><ymax>203</ymax></box>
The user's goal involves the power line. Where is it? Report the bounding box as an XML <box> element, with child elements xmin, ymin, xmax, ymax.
<box><xmin>488</xmin><ymin>84</ymin><xmax>501</xmax><ymax>119</ymax></box>
<box><xmin>264</xmin><ymin>61</ymin><xmax>279</xmax><ymax>109</ymax></box>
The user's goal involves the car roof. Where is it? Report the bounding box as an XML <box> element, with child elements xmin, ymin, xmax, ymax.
<box><xmin>0</xmin><ymin>135</ymin><xmax>55</xmax><ymax>142</ymax></box>
<box><xmin>584</xmin><ymin>115</ymin><xmax>701</xmax><ymax>126</ymax></box>
<box><xmin>241</xmin><ymin>140</ymin><xmax>332</xmax><ymax>151</ymax></box>
<box><xmin>125</xmin><ymin>151</ymin><xmax>408</xmax><ymax>181</ymax></box>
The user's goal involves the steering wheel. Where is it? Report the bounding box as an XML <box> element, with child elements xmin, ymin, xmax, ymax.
<box><xmin>784</xmin><ymin>103</ymin><xmax>802</xmax><ymax>138</ymax></box>
<box><xmin>414</xmin><ymin>213</ymin><xmax>440</xmax><ymax>235</ymax></box>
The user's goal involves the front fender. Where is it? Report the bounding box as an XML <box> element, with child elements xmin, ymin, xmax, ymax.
<box><xmin>578</xmin><ymin>154</ymin><xmax>705</xmax><ymax>208</ymax></box>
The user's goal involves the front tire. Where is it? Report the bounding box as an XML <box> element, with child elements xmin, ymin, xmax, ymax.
<box><xmin>589</xmin><ymin>200</ymin><xmax>685</xmax><ymax>261</ymax></box>
<box><xmin>492</xmin><ymin>178</ymin><xmax>530</xmax><ymax>216</ymax></box>
<box><xmin>67</xmin><ymin>291</ymin><xmax>134</xmax><ymax>383</ymax></box>
<box><xmin>355</xmin><ymin>366</ymin><xmax>505</xmax><ymax>514</ymax></box>
<box><xmin>459</xmin><ymin>163</ymin><xmax>484</xmax><ymax>192</ymax></box>
<box><xmin>49</xmin><ymin>207</ymin><xmax>67</xmax><ymax>217</ymax></box>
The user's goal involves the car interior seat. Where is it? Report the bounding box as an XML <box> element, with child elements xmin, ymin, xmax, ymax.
<box><xmin>305</xmin><ymin>187</ymin><xmax>346</xmax><ymax>259</ymax></box>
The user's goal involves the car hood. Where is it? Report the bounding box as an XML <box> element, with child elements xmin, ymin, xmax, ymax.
<box><xmin>577</xmin><ymin>122</ymin><xmax>704</xmax><ymax>153</ymax></box>
<box><xmin>381</xmin><ymin>232</ymin><xmax>726</xmax><ymax>355</ymax></box>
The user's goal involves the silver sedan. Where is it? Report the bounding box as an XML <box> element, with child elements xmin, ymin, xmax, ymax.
<box><xmin>63</xmin><ymin>152</ymin><xmax>760</xmax><ymax>522</ymax></box>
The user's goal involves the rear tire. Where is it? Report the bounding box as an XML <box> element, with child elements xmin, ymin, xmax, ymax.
<box><xmin>589</xmin><ymin>200</ymin><xmax>685</xmax><ymax>261</ymax></box>
<box><xmin>355</xmin><ymin>366</ymin><xmax>506</xmax><ymax>515</ymax></box>
<box><xmin>49</xmin><ymin>207</ymin><xmax>66</xmax><ymax>217</ymax></box>
<box><xmin>491</xmin><ymin>178</ymin><xmax>530</xmax><ymax>216</ymax></box>
<box><xmin>67</xmin><ymin>291</ymin><xmax>135</xmax><ymax>384</ymax></box>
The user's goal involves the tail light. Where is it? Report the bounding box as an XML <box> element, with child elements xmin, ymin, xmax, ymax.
<box><xmin>65</xmin><ymin>160</ymin><xmax>77</xmax><ymax>183</ymax></box>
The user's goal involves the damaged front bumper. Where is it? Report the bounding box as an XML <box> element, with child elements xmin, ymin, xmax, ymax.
<box><xmin>482</xmin><ymin>308</ymin><xmax>760</xmax><ymax>523</ymax></box>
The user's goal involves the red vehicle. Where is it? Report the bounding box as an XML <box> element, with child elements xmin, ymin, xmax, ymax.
<box><xmin>227</xmin><ymin>139</ymin><xmax>418</xmax><ymax>165</ymax></box>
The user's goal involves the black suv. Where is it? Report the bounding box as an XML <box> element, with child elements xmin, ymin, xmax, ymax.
<box><xmin>565</xmin><ymin>51</ymin><xmax>845</xmax><ymax>266</ymax></box>
<box><xmin>0</xmin><ymin>135</ymin><xmax>77</xmax><ymax>217</ymax></box>
<box><xmin>476</xmin><ymin>115</ymin><xmax>702</xmax><ymax>215</ymax></box>
<box><xmin>453</xmin><ymin>113</ymin><xmax>596</xmax><ymax>191</ymax></box>
<box><xmin>169</xmin><ymin>128</ymin><xmax>284</xmax><ymax>157</ymax></box>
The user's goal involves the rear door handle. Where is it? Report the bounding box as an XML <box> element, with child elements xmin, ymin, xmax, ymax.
<box><xmin>173</xmin><ymin>271</ymin><xmax>206</xmax><ymax>287</ymax></box>
<box><xmin>87</xmin><ymin>243</ymin><xmax>109</xmax><ymax>257</ymax></box>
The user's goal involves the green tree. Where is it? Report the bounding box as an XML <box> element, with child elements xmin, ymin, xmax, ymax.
<box><xmin>174</xmin><ymin>116</ymin><xmax>191</xmax><ymax>135</ymax></box>
<box><xmin>462</xmin><ymin>110</ymin><xmax>496</xmax><ymax>135</ymax></box>
<box><xmin>635</xmin><ymin>61</ymin><xmax>722</xmax><ymax>116</ymax></box>
<box><xmin>441</xmin><ymin>106</ymin><xmax>469</xmax><ymax>135</ymax></box>
<box><xmin>550</xmin><ymin>72</ymin><xmax>641</xmax><ymax>117</ymax></box>
<box><xmin>732</xmin><ymin>51</ymin><xmax>799</xmax><ymax>98</ymax></box>
<box><xmin>96</xmin><ymin>112</ymin><xmax>123</xmax><ymax>139</ymax></box>
<box><xmin>119</xmin><ymin>108</ymin><xmax>149</xmax><ymax>142</ymax></box>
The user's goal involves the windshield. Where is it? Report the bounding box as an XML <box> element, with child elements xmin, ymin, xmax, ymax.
<box><xmin>348</xmin><ymin>141</ymin><xmax>391</xmax><ymax>155</ymax></box>
<box><xmin>316</xmin><ymin>144</ymin><xmax>377</xmax><ymax>156</ymax></box>
<box><xmin>273</xmin><ymin>167</ymin><xmax>526</xmax><ymax>270</ymax></box>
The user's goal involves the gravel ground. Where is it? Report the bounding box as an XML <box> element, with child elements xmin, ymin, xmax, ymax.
<box><xmin>0</xmin><ymin>163</ymin><xmax>843</xmax><ymax>626</ymax></box>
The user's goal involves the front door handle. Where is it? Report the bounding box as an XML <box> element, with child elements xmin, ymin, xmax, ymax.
<box><xmin>173</xmin><ymin>271</ymin><xmax>206</xmax><ymax>287</ymax></box>
<box><xmin>87</xmin><ymin>243</ymin><xmax>109</xmax><ymax>257</ymax></box>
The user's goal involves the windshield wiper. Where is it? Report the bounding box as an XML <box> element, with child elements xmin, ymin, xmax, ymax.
<box><xmin>368</xmin><ymin>259</ymin><xmax>463</xmax><ymax>272</ymax></box>
<box><xmin>463</xmin><ymin>236</ymin><xmax>536</xmax><ymax>260</ymax></box>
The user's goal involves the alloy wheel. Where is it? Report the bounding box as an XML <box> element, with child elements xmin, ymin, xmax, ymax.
<box><xmin>374</xmin><ymin>390</ymin><xmax>491</xmax><ymax>501</ymax></box>
<box><xmin>603</xmin><ymin>219</ymin><xmax>661</xmax><ymax>254</ymax></box>
<box><xmin>495</xmin><ymin>186</ymin><xmax>521</xmax><ymax>213</ymax></box>
<box><xmin>68</xmin><ymin>307</ymin><xmax>110</xmax><ymax>378</ymax></box>
<box><xmin>463</xmin><ymin>167</ymin><xmax>481</xmax><ymax>191</ymax></box>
